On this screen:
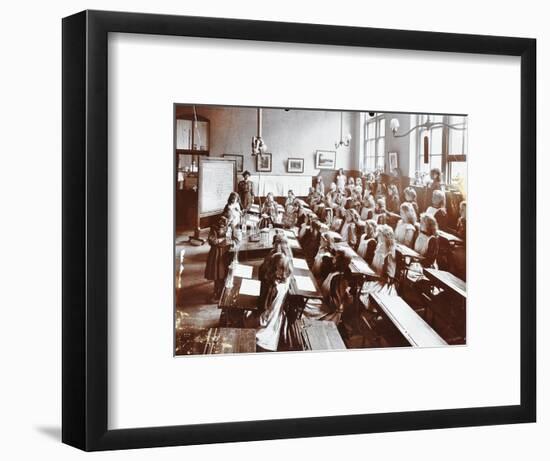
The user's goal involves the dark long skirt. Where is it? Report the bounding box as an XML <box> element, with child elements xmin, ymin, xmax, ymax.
<box><xmin>204</xmin><ymin>245</ymin><xmax>230</xmax><ymax>281</ymax></box>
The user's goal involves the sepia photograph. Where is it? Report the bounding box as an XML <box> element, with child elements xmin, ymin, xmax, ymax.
<box><xmin>175</xmin><ymin>104</ymin><xmax>468</xmax><ymax>355</ymax></box>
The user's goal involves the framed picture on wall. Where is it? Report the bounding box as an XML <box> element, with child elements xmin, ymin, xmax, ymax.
<box><xmin>315</xmin><ymin>150</ymin><xmax>336</xmax><ymax>169</ymax></box>
<box><xmin>287</xmin><ymin>157</ymin><xmax>304</xmax><ymax>173</ymax></box>
<box><xmin>256</xmin><ymin>153</ymin><xmax>272</xmax><ymax>172</ymax></box>
<box><xmin>389</xmin><ymin>151</ymin><xmax>398</xmax><ymax>171</ymax></box>
<box><xmin>223</xmin><ymin>154</ymin><xmax>244</xmax><ymax>173</ymax></box>
<box><xmin>63</xmin><ymin>10</ymin><xmax>535</xmax><ymax>452</ymax></box>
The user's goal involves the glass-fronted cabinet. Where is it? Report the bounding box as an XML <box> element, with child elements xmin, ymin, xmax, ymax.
<box><xmin>176</xmin><ymin>117</ymin><xmax>210</xmax><ymax>152</ymax></box>
<box><xmin>175</xmin><ymin>111</ymin><xmax>210</xmax><ymax>229</ymax></box>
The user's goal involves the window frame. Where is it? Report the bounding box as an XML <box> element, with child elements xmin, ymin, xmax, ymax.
<box><xmin>363</xmin><ymin>113</ymin><xmax>386</xmax><ymax>171</ymax></box>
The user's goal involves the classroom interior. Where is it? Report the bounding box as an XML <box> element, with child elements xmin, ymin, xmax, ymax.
<box><xmin>174</xmin><ymin>104</ymin><xmax>467</xmax><ymax>355</ymax></box>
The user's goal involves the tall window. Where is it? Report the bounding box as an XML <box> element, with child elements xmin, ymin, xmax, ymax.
<box><xmin>410</xmin><ymin>114</ymin><xmax>444</xmax><ymax>173</ymax></box>
<box><xmin>447</xmin><ymin>115</ymin><xmax>468</xmax><ymax>190</ymax></box>
<box><xmin>364</xmin><ymin>114</ymin><xmax>385</xmax><ymax>171</ymax></box>
<box><xmin>411</xmin><ymin>114</ymin><xmax>467</xmax><ymax>185</ymax></box>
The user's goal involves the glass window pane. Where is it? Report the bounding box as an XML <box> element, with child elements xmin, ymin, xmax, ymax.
<box><xmin>367</xmin><ymin>139</ymin><xmax>376</xmax><ymax>155</ymax></box>
<box><xmin>449</xmin><ymin>126</ymin><xmax>465</xmax><ymax>155</ymax></box>
<box><xmin>431</xmin><ymin>128</ymin><xmax>443</xmax><ymax>155</ymax></box>
<box><xmin>366</xmin><ymin>156</ymin><xmax>375</xmax><ymax>170</ymax></box>
<box><xmin>430</xmin><ymin>155</ymin><xmax>442</xmax><ymax>172</ymax></box>
<box><xmin>176</xmin><ymin>119</ymin><xmax>193</xmax><ymax>149</ymax></box>
<box><xmin>377</xmin><ymin>138</ymin><xmax>385</xmax><ymax>157</ymax></box>
<box><xmin>367</xmin><ymin>121</ymin><xmax>375</xmax><ymax>139</ymax></box>
<box><xmin>376</xmin><ymin>154</ymin><xmax>385</xmax><ymax>170</ymax></box>
<box><xmin>378</xmin><ymin>118</ymin><xmax>386</xmax><ymax>136</ymax></box>
<box><xmin>450</xmin><ymin>162</ymin><xmax>467</xmax><ymax>197</ymax></box>
<box><xmin>419</xmin><ymin>160</ymin><xmax>430</xmax><ymax>175</ymax></box>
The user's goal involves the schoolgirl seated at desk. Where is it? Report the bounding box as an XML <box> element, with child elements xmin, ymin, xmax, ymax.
<box><xmin>403</xmin><ymin>186</ymin><xmax>420</xmax><ymax>218</ymax></box>
<box><xmin>406</xmin><ymin>213</ymin><xmax>440</xmax><ymax>283</ymax></box>
<box><xmin>320</xmin><ymin>250</ymin><xmax>355</xmax><ymax>328</ymax></box>
<box><xmin>259</xmin><ymin>192</ymin><xmax>280</xmax><ymax>228</ymax></box>
<box><xmin>455</xmin><ymin>201</ymin><xmax>467</xmax><ymax>240</ymax></box>
<box><xmin>339</xmin><ymin>208</ymin><xmax>360</xmax><ymax>247</ymax></box>
<box><xmin>386</xmin><ymin>184</ymin><xmax>401</xmax><ymax>214</ymax></box>
<box><xmin>360</xmin><ymin>195</ymin><xmax>375</xmax><ymax>221</ymax></box>
<box><xmin>395</xmin><ymin>202</ymin><xmax>418</xmax><ymax>248</ymax></box>
<box><xmin>362</xmin><ymin>224</ymin><xmax>398</xmax><ymax>307</ymax></box>
<box><xmin>357</xmin><ymin>219</ymin><xmax>378</xmax><ymax>265</ymax></box>
<box><xmin>330</xmin><ymin>206</ymin><xmax>346</xmax><ymax>233</ymax></box>
<box><xmin>373</xmin><ymin>198</ymin><xmax>388</xmax><ymax>225</ymax></box>
<box><xmin>325</xmin><ymin>182</ymin><xmax>338</xmax><ymax>205</ymax></box>
<box><xmin>426</xmin><ymin>189</ymin><xmax>448</xmax><ymax>231</ymax></box>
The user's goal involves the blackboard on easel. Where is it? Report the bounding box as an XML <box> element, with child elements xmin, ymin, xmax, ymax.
<box><xmin>194</xmin><ymin>157</ymin><xmax>237</xmax><ymax>240</ymax></box>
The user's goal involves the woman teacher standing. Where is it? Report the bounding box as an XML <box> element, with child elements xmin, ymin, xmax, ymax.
<box><xmin>237</xmin><ymin>170</ymin><xmax>255</xmax><ymax>211</ymax></box>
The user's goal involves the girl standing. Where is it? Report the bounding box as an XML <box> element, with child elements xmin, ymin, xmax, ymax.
<box><xmin>222</xmin><ymin>191</ymin><xmax>242</xmax><ymax>227</ymax></box>
<box><xmin>204</xmin><ymin>215</ymin><xmax>233</xmax><ymax>302</ymax></box>
<box><xmin>315</xmin><ymin>175</ymin><xmax>325</xmax><ymax>196</ymax></box>
<box><xmin>427</xmin><ymin>167</ymin><xmax>443</xmax><ymax>198</ymax></box>
<box><xmin>237</xmin><ymin>170</ymin><xmax>255</xmax><ymax>210</ymax></box>
<box><xmin>256</xmin><ymin>253</ymin><xmax>292</xmax><ymax>351</ymax></box>
<box><xmin>336</xmin><ymin>168</ymin><xmax>347</xmax><ymax>192</ymax></box>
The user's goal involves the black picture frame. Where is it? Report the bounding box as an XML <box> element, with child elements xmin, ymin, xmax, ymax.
<box><xmin>287</xmin><ymin>157</ymin><xmax>304</xmax><ymax>173</ymax></box>
<box><xmin>256</xmin><ymin>152</ymin><xmax>272</xmax><ymax>172</ymax></box>
<box><xmin>62</xmin><ymin>10</ymin><xmax>536</xmax><ymax>451</ymax></box>
<box><xmin>223</xmin><ymin>154</ymin><xmax>244</xmax><ymax>173</ymax></box>
<box><xmin>315</xmin><ymin>150</ymin><xmax>337</xmax><ymax>169</ymax></box>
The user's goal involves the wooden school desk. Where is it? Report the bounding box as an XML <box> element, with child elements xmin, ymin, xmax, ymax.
<box><xmin>365</xmin><ymin>293</ymin><xmax>447</xmax><ymax>348</ymax></box>
<box><xmin>437</xmin><ymin>230</ymin><xmax>464</xmax><ymax>247</ymax></box>
<box><xmin>332</xmin><ymin>241</ymin><xmax>378</xmax><ymax>278</ymax></box>
<box><xmin>202</xmin><ymin>327</ymin><xmax>257</xmax><ymax>354</ymax></box>
<box><xmin>219</xmin><ymin>258</ymin><xmax>322</xmax><ymax>327</ymax></box>
<box><xmin>289</xmin><ymin>257</ymin><xmax>323</xmax><ymax>299</ymax></box>
<box><xmin>295</xmin><ymin>318</ymin><xmax>346</xmax><ymax>351</ymax></box>
<box><xmin>424</xmin><ymin>268</ymin><xmax>467</xmax><ymax>299</ymax></box>
<box><xmin>395</xmin><ymin>243</ymin><xmax>422</xmax><ymax>260</ymax></box>
<box><xmin>231</xmin><ymin>228</ymin><xmax>302</xmax><ymax>259</ymax></box>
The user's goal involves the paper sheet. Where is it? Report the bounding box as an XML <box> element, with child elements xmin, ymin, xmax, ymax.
<box><xmin>233</xmin><ymin>264</ymin><xmax>254</xmax><ymax>279</ymax></box>
<box><xmin>288</xmin><ymin>239</ymin><xmax>300</xmax><ymax>248</ymax></box>
<box><xmin>294</xmin><ymin>275</ymin><xmax>316</xmax><ymax>292</ymax></box>
<box><xmin>292</xmin><ymin>258</ymin><xmax>309</xmax><ymax>270</ymax></box>
<box><xmin>239</xmin><ymin>279</ymin><xmax>261</xmax><ymax>296</ymax></box>
<box><xmin>353</xmin><ymin>259</ymin><xmax>371</xmax><ymax>274</ymax></box>
<box><xmin>284</xmin><ymin>230</ymin><xmax>296</xmax><ymax>239</ymax></box>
